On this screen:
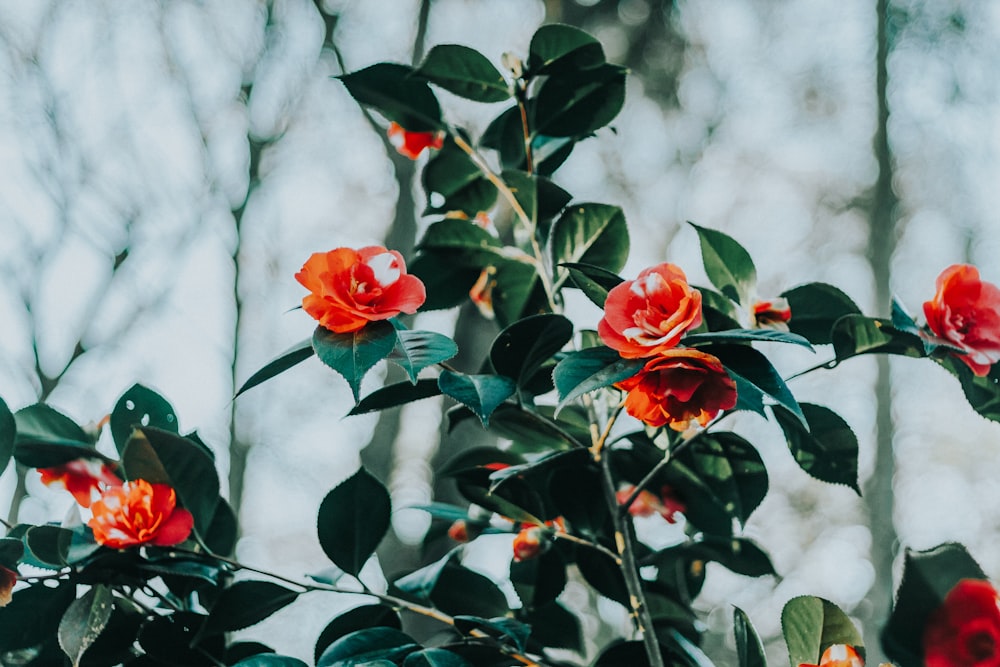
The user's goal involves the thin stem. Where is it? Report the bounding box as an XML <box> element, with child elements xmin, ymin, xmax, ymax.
<box><xmin>591</xmin><ymin>399</ymin><xmax>626</xmax><ymax>457</ymax></box>
<box><xmin>554</xmin><ymin>530</ymin><xmax>621</xmax><ymax>564</ymax></box>
<box><xmin>515</xmin><ymin>81</ymin><xmax>533</xmax><ymax>175</ymax></box>
<box><xmin>784</xmin><ymin>357</ymin><xmax>839</xmax><ymax>382</ymax></box>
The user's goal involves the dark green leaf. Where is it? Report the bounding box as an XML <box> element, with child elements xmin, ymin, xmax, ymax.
<box><xmin>576</xmin><ymin>548</ymin><xmax>628</xmax><ymax>606</ymax></box>
<box><xmin>81</xmin><ymin>599</ymin><xmax>143</xmax><ymax>667</ymax></box>
<box><xmin>553</xmin><ymin>347</ymin><xmax>643</xmax><ymax>412</ymax></box>
<box><xmin>734</xmin><ymin>607</ymin><xmax>767</xmax><ymax>667</ymax></box>
<box><xmin>416</xmin><ymin>44</ymin><xmax>509</xmax><ymax>102</ymax></box>
<box><xmin>491</xmin><ymin>260</ymin><xmax>547</xmax><ymax>328</ymax></box>
<box><xmin>0</xmin><ymin>536</ymin><xmax>22</xmax><ymax>569</ymax></box>
<box><xmin>313</xmin><ymin>321</ymin><xmax>398</xmax><ymax>402</ymax></box>
<box><xmin>481</xmin><ymin>106</ymin><xmax>525</xmax><ymax>169</ymax></box>
<box><xmin>393</xmin><ymin>551</ymin><xmax>456</xmax><ymax>603</ymax></box>
<box><xmin>528</xmin><ymin>23</ymin><xmax>605</xmax><ymax>74</ymax></box>
<box><xmin>429</xmin><ymin>563</ymin><xmax>510</xmax><ymax>618</ymax></box>
<box><xmin>0</xmin><ymin>396</ymin><xmax>14</xmax><ymax>477</ymax></box>
<box><xmin>593</xmin><ymin>641</ymin><xmax>655</xmax><ymax>666</ymax></box>
<box><xmin>682</xmin><ymin>328</ymin><xmax>813</xmax><ymax>350</ymax></box>
<box><xmin>138</xmin><ymin>612</ymin><xmax>221</xmax><ymax>667</ymax></box>
<box><xmin>317</xmin><ymin>467</ymin><xmax>391</xmax><ymax>576</ymax></box>
<box><xmin>675</xmin><ymin>433</ymin><xmax>768</xmax><ymax>526</ymax></box>
<box><xmin>548</xmin><ymin>204</ymin><xmax>629</xmax><ymax>290</ymax></box>
<box><xmin>235</xmin><ymin>339</ymin><xmax>314</xmax><ymax>399</ymax></box>
<box><xmin>417</xmin><ymin>219</ymin><xmax>506</xmax><ymax>266</ymax></box>
<box><xmin>317</xmin><ymin>627</ymin><xmax>419</xmax><ymax>667</ymax></box>
<box><xmin>58</xmin><ymin>584</ymin><xmax>113</xmax><ymax>667</ymax></box>
<box><xmin>203</xmin><ymin>581</ymin><xmax>299</xmax><ymax>635</ymax></box>
<box><xmin>422</xmin><ymin>139</ymin><xmax>497</xmax><ymax>215</ymax></box>
<box><xmin>390</xmin><ymin>329</ymin><xmax>458</xmax><ymax>383</ymax></box>
<box><xmin>501</xmin><ymin>170</ymin><xmax>573</xmax><ymax>226</ymax></box>
<box><xmin>14</xmin><ymin>404</ymin><xmax>91</xmax><ymax>461</ymax></box>
<box><xmin>781</xmin><ymin>596</ymin><xmax>862</xmax><ymax>667</ymax></box>
<box><xmin>472</xmin><ymin>404</ymin><xmax>588</xmax><ymax>451</ymax></box>
<box><xmin>231</xmin><ymin>657</ymin><xmax>308</xmax><ymax>667</ymax></box>
<box><xmin>709</xmin><ymin>344</ymin><xmax>805</xmax><ymax>426</ymax></box>
<box><xmin>698</xmin><ymin>286</ymin><xmax>743</xmax><ymax>331</ymax></box>
<box><xmin>438</xmin><ymin>371</ymin><xmax>516</xmax><ymax>427</ymax></box>
<box><xmin>14</xmin><ymin>441</ymin><xmax>112</xmax><ymax>469</ymax></box>
<box><xmin>772</xmin><ymin>403</ymin><xmax>860</xmax><ymax>493</ymax></box>
<box><xmin>510</xmin><ymin>549</ymin><xmax>567</xmax><ymax>608</ymax></box>
<box><xmin>520</xmin><ymin>601</ymin><xmax>582</xmax><ymax>651</ymax></box>
<box><xmin>110</xmin><ymin>384</ymin><xmax>178</xmax><ymax>456</ymax></box>
<box><xmin>831</xmin><ymin>315</ymin><xmax>925</xmax><ymax>361</ymax></box>
<box><xmin>349</xmin><ymin>379</ymin><xmax>442</xmax><ymax>416</ymax></box>
<box><xmin>532</xmin><ymin>63</ymin><xmax>626</xmax><ymax>137</ymax></box>
<box><xmin>453</xmin><ymin>616</ymin><xmax>530</xmax><ymax>654</ymax></box>
<box><xmin>646</xmin><ymin>537</ymin><xmax>775</xmax><ymax>578</ymax></box>
<box><xmin>338</xmin><ymin>63</ymin><xmax>441</xmax><ymax>131</ymax></box>
<box><xmin>403</xmin><ymin>648</ymin><xmax>473</xmax><ymax>667</ymax></box>
<box><xmin>203</xmin><ymin>498</ymin><xmax>238</xmax><ymax>557</ymax></box>
<box><xmin>781</xmin><ymin>283</ymin><xmax>862</xmax><ymax>345</ymax></box>
<box><xmin>408</xmin><ymin>251</ymin><xmax>482</xmax><ymax>311</ymax></box>
<box><xmin>315</xmin><ymin>605</ymin><xmax>402</xmax><ymax>665</ymax></box>
<box><xmin>561</xmin><ymin>262</ymin><xmax>623</xmax><ymax>308</ymax></box>
<box><xmin>490</xmin><ymin>314</ymin><xmax>573</xmax><ymax>389</ymax></box>
<box><xmin>25</xmin><ymin>525</ymin><xmax>71</xmax><ymax>567</ymax></box>
<box><xmin>689</xmin><ymin>222</ymin><xmax>757</xmax><ymax>306</ymax></box>
<box><xmin>0</xmin><ymin>582</ymin><xmax>75</xmax><ymax>651</ymax></box>
<box><xmin>936</xmin><ymin>355</ymin><xmax>1000</xmax><ymax>424</ymax></box>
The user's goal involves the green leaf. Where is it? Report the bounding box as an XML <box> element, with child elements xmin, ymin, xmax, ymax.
<box><xmin>682</xmin><ymin>328</ymin><xmax>813</xmax><ymax>350</ymax></box>
<box><xmin>438</xmin><ymin>371</ymin><xmax>516</xmax><ymax>427</ymax></box>
<box><xmin>647</xmin><ymin>537</ymin><xmax>775</xmax><ymax>578</ymax></box>
<box><xmin>562</xmin><ymin>261</ymin><xmax>623</xmax><ymax>308</ymax></box>
<box><xmin>110</xmin><ymin>384</ymin><xmax>179</xmax><ymax>456</ymax></box>
<box><xmin>137</xmin><ymin>611</ymin><xmax>221</xmax><ymax>667</ymax></box>
<box><xmin>203</xmin><ymin>581</ymin><xmax>300</xmax><ymax>635</ymax></box>
<box><xmin>317</xmin><ymin>467</ymin><xmax>391</xmax><ymax>577</ymax></box>
<box><xmin>349</xmin><ymin>379</ymin><xmax>442</xmax><ymax>416</ymax></box>
<box><xmin>698</xmin><ymin>286</ymin><xmax>743</xmax><ymax>331</ymax></box>
<box><xmin>772</xmin><ymin>403</ymin><xmax>860</xmax><ymax>493</ymax></box>
<box><xmin>831</xmin><ymin>315</ymin><xmax>925</xmax><ymax>362</ymax></box>
<box><xmin>235</xmin><ymin>339</ymin><xmax>314</xmax><ymax>399</ymax></box>
<box><xmin>0</xmin><ymin>537</ymin><xmax>22</xmax><ymax>571</ymax></box>
<box><xmin>548</xmin><ymin>204</ymin><xmax>629</xmax><ymax>290</ymax></box>
<box><xmin>312</xmin><ymin>321</ymin><xmax>398</xmax><ymax>402</ymax></box>
<box><xmin>490</xmin><ymin>314</ymin><xmax>573</xmax><ymax>389</ymax></box>
<box><xmin>416</xmin><ymin>44</ymin><xmax>509</xmax><ymax>102</ymax></box>
<box><xmin>510</xmin><ymin>549</ymin><xmax>567</xmax><ymax>608</ymax></box>
<box><xmin>389</xmin><ymin>328</ymin><xmax>458</xmax><ymax>383</ymax></box>
<box><xmin>576</xmin><ymin>548</ymin><xmax>628</xmax><ymax>606</ymax></box>
<box><xmin>936</xmin><ymin>355</ymin><xmax>1000</xmax><ymax>423</ymax></box>
<box><xmin>404</xmin><ymin>648</ymin><xmax>473</xmax><ymax>667</ymax></box>
<box><xmin>689</xmin><ymin>222</ymin><xmax>757</xmax><ymax>306</ymax></box>
<box><xmin>422</xmin><ymin>139</ymin><xmax>497</xmax><ymax>215</ymax></box>
<box><xmin>338</xmin><ymin>63</ymin><xmax>442</xmax><ymax>131</ymax></box>
<box><xmin>204</xmin><ymin>498</ymin><xmax>239</xmax><ymax>557</ymax></box>
<box><xmin>675</xmin><ymin>432</ymin><xmax>769</xmax><ymax>526</ymax></box>
<box><xmin>521</xmin><ymin>601</ymin><xmax>582</xmax><ymax>651</ymax></box>
<box><xmin>781</xmin><ymin>283</ymin><xmax>862</xmax><ymax>345</ymax></box>
<box><xmin>734</xmin><ymin>607</ymin><xmax>767</xmax><ymax>667</ymax></box>
<box><xmin>25</xmin><ymin>525</ymin><xmax>72</xmax><ymax>567</ymax></box>
<box><xmin>58</xmin><ymin>584</ymin><xmax>113</xmax><ymax>667</ymax></box>
<box><xmin>709</xmin><ymin>344</ymin><xmax>805</xmax><ymax>426</ymax></box>
<box><xmin>491</xmin><ymin>260</ymin><xmax>547</xmax><ymax>328</ymax></box>
<box><xmin>781</xmin><ymin>596</ymin><xmax>863</xmax><ymax>667</ymax></box>
<box><xmin>501</xmin><ymin>170</ymin><xmax>573</xmax><ymax>226</ymax></box>
<box><xmin>429</xmin><ymin>564</ymin><xmax>511</xmax><ymax>618</ymax></box>
<box><xmin>532</xmin><ymin>63</ymin><xmax>627</xmax><ymax>137</ymax></box>
<box><xmin>408</xmin><ymin>251</ymin><xmax>482</xmax><ymax>311</ymax></box>
<box><xmin>453</xmin><ymin>616</ymin><xmax>530</xmax><ymax>654</ymax></box>
<box><xmin>317</xmin><ymin>627</ymin><xmax>419</xmax><ymax>667</ymax></box>
<box><xmin>553</xmin><ymin>347</ymin><xmax>643</xmax><ymax>412</ymax></box>
<box><xmin>528</xmin><ymin>23</ymin><xmax>605</xmax><ymax>74</ymax></box>
<box><xmin>0</xmin><ymin>581</ymin><xmax>76</xmax><ymax>651</ymax></box>
<box><xmin>14</xmin><ymin>404</ymin><xmax>89</xmax><ymax>447</ymax></box>
<box><xmin>231</xmin><ymin>657</ymin><xmax>308</xmax><ymax>667</ymax></box>
<box><xmin>417</xmin><ymin>219</ymin><xmax>506</xmax><ymax>266</ymax></box>
<box><xmin>315</xmin><ymin>605</ymin><xmax>402</xmax><ymax>665</ymax></box>
<box><xmin>472</xmin><ymin>404</ymin><xmax>588</xmax><ymax>451</ymax></box>
<box><xmin>0</xmin><ymin>396</ymin><xmax>14</xmax><ymax>477</ymax></box>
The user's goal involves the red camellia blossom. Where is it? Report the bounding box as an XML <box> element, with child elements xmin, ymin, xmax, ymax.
<box><xmin>923</xmin><ymin>578</ymin><xmax>1000</xmax><ymax>667</ymax></box>
<box><xmin>88</xmin><ymin>479</ymin><xmax>194</xmax><ymax>549</ymax></box>
<box><xmin>296</xmin><ymin>246</ymin><xmax>426</xmax><ymax>333</ymax></box>
<box><xmin>598</xmin><ymin>263</ymin><xmax>703</xmax><ymax>358</ymax></box>
<box><xmin>38</xmin><ymin>458</ymin><xmax>123</xmax><ymax>508</ymax></box>
<box><xmin>924</xmin><ymin>264</ymin><xmax>1000</xmax><ymax>377</ymax></box>
<box><xmin>752</xmin><ymin>296</ymin><xmax>792</xmax><ymax>331</ymax></box>
<box><xmin>0</xmin><ymin>565</ymin><xmax>15</xmax><ymax>607</ymax></box>
<box><xmin>387</xmin><ymin>122</ymin><xmax>444</xmax><ymax>160</ymax></box>
<box><xmin>616</xmin><ymin>348</ymin><xmax>737</xmax><ymax>431</ymax></box>
<box><xmin>798</xmin><ymin>644</ymin><xmax>864</xmax><ymax>667</ymax></box>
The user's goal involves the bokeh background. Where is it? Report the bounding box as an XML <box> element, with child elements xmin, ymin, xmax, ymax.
<box><xmin>2</xmin><ymin>0</ymin><xmax>999</xmax><ymax>663</ymax></box>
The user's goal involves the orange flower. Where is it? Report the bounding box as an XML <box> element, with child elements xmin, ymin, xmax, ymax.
<box><xmin>296</xmin><ymin>246</ymin><xmax>426</xmax><ymax>333</ymax></box>
<box><xmin>387</xmin><ymin>122</ymin><xmax>444</xmax><ymax>160</ymax></box>
<box><xmin>0</xmin><ymin>565</ymin><xmax>15</xmax><ymax>607</ymax></box>
<box><xmin>752</xmin><ymin>297</ymin><xmax>792</xmax><ymax>331</ymax></box>
<box><xmin>924</xmin><ymin>264</ymin><xmax>1000</xmax><ymax>376</ymax></box>
<box><xmin>38</xmin><ymin>459</ymin><xmax>122</xmax><ymax>508</ymax></box>
<box><xmin>799</xmin><ymin>644</ymin><xmax>864</xmax><ymax>667</ymax></box>
<box><xmin>616</xmin><ymin>348</ymin><xmax>737</xmax><ymax>431</ymax></box>
<box><xmin>598</xmin><ymin>263</ymin><xmax>702</xmax><ymax>358</ymax></box>
<box><xmin>447</xmin><ymin>520</ymin><xmax>470</xmax><ymax>543</ymax></box>
<box><xmin>923</xmin><ymin>579</ymin><xmax>1000</xmax><ymax>667</ymax></box>
<box><xmin>616</xmin><ymin>484</ymin><xmax>686</xmax><ymax>523</ymax></box>
<box><xmin>88</xmin><ymin>480</ymin><xmax>194</xmax><ymax>549</ymax></box>
<box><xmin>469</xmin><ymin>267</ymin><xmax>497</xmax><ymax>319</ymax></box>
<box><xmin>512</xmin><ymin>526</ymin><xmax>545</xmax><ymax>562</ymax></box>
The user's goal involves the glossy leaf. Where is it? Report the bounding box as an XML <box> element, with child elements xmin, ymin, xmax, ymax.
<box><xmin>501</xmin><ymin>170</ymin><xmax>573</xmax><ymax>225</ymax></box>
<box><xmin>338</xmin><ymin>63</ymin><xmax>442</xmax><ymax>131</ymax></box>
<box><xmin>682</xmin><ymin>328</ymin><xmax>813</xmax><ymax>350</ymax></box>
<box><xmin>734</xmin><ymin>607</ymin><xmax>767</xmax><ymax>667</ymax></box>
<box><xmin>772</xmin><ymin>403</ymin><xmax>860</xmax><ymax>493</ymax></box>
<box><xmin>317</xmin><ymin>627</ymin><xmax>419</xmax><ymax>667</ymax></box>
<box><xmin>203</xmin><ymin>581</ymin><xmax>299</xmax><ymax>635</ymax></box>
<box><xmin>521</xmin><ymin>601</ymin><xmax>582</xmax><ymax>651</ymax></box>
<box><xmin>349</xmin><ymin>379</ymin><xmax>442</xmax><ymax>416</ymax></box>
<box><xmin>699</xmin><ymin>286</ymin><xmax>743</xmax><ymax>331</ymax></box>
<box><xmin>314</xmin><ymin>605</ymin><xmax>402</xmax><ymax>664</ymax></box>
<box><xmin>453</xmin><ymin>616</ymin><xmax>530</xmax><ymax>654</ymax></box>
<box><xmin>0</xmin><ymin>582</ymin><xmax>75</xmax><ymax>651</ymax></box>
<box><xmin>422</xmin><ymin>139</ymin><xmax>496</xmax><ymax>215</ymax></box>
<box><xmin>390</xmin><ymin>328</ymin><xmax>458</xmax><ymax>383</ymax></box>
<box><xmin>781</xmin><ymin>283</ymin><xmax>862</xmax><ymax>345</ymax></box>
<box><xmin>231</xmin><ymin>657</ymin><xmax>308</xmax><ymax>667</ymax></box>
<box><xmin>709</xmin><ymin>344</ymin><xmax>805</xmax><ymax>426</ymax></box>
<box><xmin>937</xmin><ymin>355</ymin><xmax>1000</xmax><ymax>423</ymax></box>
<box><xmin>647</xmin><ymin>537</ymin><xmax>775</xmax><ymax>579</ymax></box>
<box><xmin>553</xmin><ymin>346</ymin><xmax>643</xmax><ymax>412</ymax></box>
<box><xmin>403</xmin><ymin>648</ymin><xmax>473</xmax><ymax>667</ymax></box>
<box><xmin>110</xmin><ymin>384</ymin><xmax>179</xmax><ymax>456</ymax></box>
<box><xmin>576</xmin><ymin>548</ymin><xmax>628</xmax><ymax>606</ymax></box>
<box><xmin>14</xmin><ymin>404</ymin><xmax>89</xmax><ymax>447</ymax></box>
<box><xmin>532</xmin><ymin>63</ymin><xmax>627</xmax><ymax>137</ymax></box>
<box><xmin>528</xmin><ymin>23</ymin><xmax>605</xmax><ymax>74</ymax></box>
<box><xmin>466</xmin><ymin>404</ymin><xmax>588</xmax><ymax>451</ymax></box>
<box><xmin>491</xmin><ymin>259</ymin><xmax>547</xmax><ymax>328</ymax></box>
<box><xmin>690</xmin><ymin>222</ymin><xmax>757</xmax><ymax>306</ymax></box>
<box><xmin>408</xmin><ymin>251</ymin><xmax>482</xmax><ymax>310</ymax></box>
<box><xmin>781</xmin><ymin>596</ymin><xmax>863</xmax><ymax>667</ymax></box>
<box><xmin>312</xmin><ymin>321</ymin><xmax>398</xmax><ymax>402</ymax></box>
<box><xmin>831</xmin><ymin>315</ymin><xmax>925</xmax><ymax>362</ymax></box>
<box><xmin>58</xmin><ymin>584</ymin><xmax>113</xmax><ymax>667</ymax></box>
<box><xmin>235</xmin><ymin>339</ymin><xmax>314</xmax><ymax>398</ymax></box>
<box><xmin>490</xmin><ymin>313</ymin><xmax>573</xmax><ymax>389</ymax></box>
<box><xmin>429</xmin><ymin>563</ymin><xmax>511</xmax><ymax>618</ymax></box>
<box><xmin>438</xmin><ymin>371</ymin><xmax>517</xmax><ymax>427</ymax></box>
<box><xmin>0</xmin><ymin>537</ymin><xmax>22</xmax><ymax>569</ymax></box>
<box><xmin>204</xmin><ymin>498</ymin><xmax>238</xmax><ymax>557</ymax></box>
<box><xmin>417</xmin><ymin>218</ymin><xmax>506</xmax><ymax>266</ymax></box>
<box><xmin>549</xmin><ymin>204</ymin><xmax>629</xmax><ymax>290</ymax></box>
<box><xmin>0</xmin><ymin>396</ymin><xmax>14</xmax><ymax>477</ymax></box>
<box><xmin>675</xmin><ymin>433</ymin><xmax>769</xmax><ymax>527</ymax></box>
<box><xmin>25</xmin><ymin>525</ymin><xmax>72</xmax><ymax>567</ymax></box>
<box><xmin>416</xmin><ymin>44</ymin><xmax>509</xmax><ymax>102</ymax></box>
<box><xmin>510</xmin><ymin>548</ymin><xmax>567</xmax><ymax>608</ymax></box>
<box><xmin>317</xmin><ymin>467</ymin><xmax>391</xmax><ymax>576</ymax></box>
<box><xmin>562</xmin><ymin>261</ymin><xmax>623</xmax><ymax>308</ymax></box>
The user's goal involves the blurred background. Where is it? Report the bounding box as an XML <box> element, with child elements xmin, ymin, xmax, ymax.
<box><xmin>2</xmin><ymin>0</ymin><xmax>999</xmax><ymax>663</ymax></box>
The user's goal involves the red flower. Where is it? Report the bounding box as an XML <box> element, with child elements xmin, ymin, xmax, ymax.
<box><xmin>924</xmin><ymin>579</ymin><xmax>1000</xmax><ymax>667</ymax></box>
<box><xmin>447</xmin><ymin>520</ymin><xmax>470</xmax><ymax>543</ymax></box>
<box><xmin>38</xmin><ymin>459</ymin><xmax>122</xmax><ymax>508</ymax></box>
<box><xmin>598</xmin><ymin>263</ymin><xmax>702</xmax><ymax>358</ymax></box>
<box><xmin>752</xmin><ymin>297</ymin><xmax>792</xmax><ymax>331</ymax></box>
<box><xmin>798</xmin><ymin>644</ymin><xmax>864</xmax><ymax>667</ymax></box>
<box><xmin>88</xmin><ymin>480</ymin><xmax>194</xmax><ymax>549</ymax></box>
<box><xmin>0</xmin><ymin>565</ymin><xmax>15</xmax><ymax>607</ymax></box>
<box><xmin>296</xmin><ymin>246</ymin><xmax>426</xmax><ymax>333</ymax></box>
<box><xmin>616</xmin><ymin>485</ymin><xmax>686</xmax><ymax>523</ymax></box>
<box><xmin>924</xmin><ymin>264</ymin><xmax>1000</xmax><ymax>376</ymax></box>
<box><xmin>512</xmin><ymin>526</ymin><xmax>545</xmax><ymax>562</ymax></box>
<box><xmin>387</xmin><ymin>122</ymin><xmax>444</xmax><ymax>160</ymax></box>
<box><xmin>616</xmin><ymin>348</ymin><xmax>737</xmax><ymax>431</ymax></box>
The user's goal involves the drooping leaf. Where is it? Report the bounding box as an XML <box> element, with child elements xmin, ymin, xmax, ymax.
<box><xmin>429</xmin><ymin>564</ymin><xmax>511</xmax><ymax>618</ymax></box>
<box><xmin>110</xmin><ymin>384</ymin><xmax>179</xmax><ymax>456</ymax></box>
<box><xmin>562</xmin><ymin>261</ymin><xmax>623</xmax><ymax>308</ymax></box>
<box><xmin>58</xmin><ymin>584</ymin><xmax>113</xmax><ymax>667</ymax></box>
<box><xmin>235</xmin><ymin>339</ymin><xmax>314</xmax><ymax>399</ymax></box>
<box><xmin>202</xmin><ymin>581</ymin><xmax>300</xmax><ymax>635</ymax></box>
<box><xmin>709</xmin><ymin>344</ymin><xmax>805</xmax><ymax>426</ymax></box>
<box><xmin>312</xmin><ymin>321</ymin><xmax>398</xmax><ymax>401</ymax></box>
<box><xmin>0</xmin><ymin>396</ymin><xmax>14</xmax><ymax>477</ymax></box>
<box><xmin>422</xmin><ymin>139</ymin><xmax>497</xmax><ymax>215</ymax></box>
<box><xmin>416</xmin><ymin>44</ymin><xmax>509</xmax><ymax>102</ymax></box>
<box><xmin>466</xmin><ymin>403</ymin><xmax>588</xmax><ymax>451</ymax></box>
<box><xmin>437</xmin><ymin>371</ymin><xmax>516</xmax><ymax>427</ymax></box>
<box><xmin>682</xmin><ymin>328</ymin><xmax>813</xmax><ymax>350</ymax></box>
<box><xmin>553</xmin><ymin>346</ymin><xmax>643</xmax><ymax>413</ymax></box>
<box><xmin>349</xmin><ymin>379</ymin><xmax>442</xmax><ymax>416</ymax></box>
<box><xmin>532</xmin><ymin>63</ymin><xmax>627</xmax><ymax>137</ymax></box>
<box><xmin>314</xmin><ymin>605</ymin><xmax>402</xmax><ymax>665</ymax></box>
<box><xmin>490</xmin><ymin>313</ymin><xmax>573</xmax><ymax>389</ymax></box>
<box><xmin>548</xmin><ymin>204</ymin><xmax>629</xmax><ymax>290</ymax></box>
<box><xmin>734</xmin><ymin>607</ymin><xmax>767</xmax><ymax>667</ymax></box>
<box><xmin>390</xmin><ymin>328</ymin><xmax>458</xmax><ymax>383</ymax></box>
<box><xmin>317</xmin><ymin>467</ymin><xmax>391</xmax><ymax>577</ymax></box>
<box><xmin>689</xmin><ymin>222</ymin><xmax>757</xmax><ymax>306</ymax></box>
<box><xmin>317</xmin><ymin>627</ymin><xmax>419</xmax><ymax>667</ymax></box>
<box><xmin>527</xmin><ymin>23</ymin><xmax>605</xmax><ymax>74</ymax></box>
<box><xmin>772</xmin><ymin>403</ymin><xmax>860</xmax><ymax>493</ymax></box>
<box><xmin>781</xmin><ymin>596</ymin><xmax>863</xmax><ymax>667</ymax></box>
<box><xmin>781</xmin><ymin>283</ymin><xmax>863</xmax><ymax>345</ymax></box>
<box><xmin>338</xmin><ymin>63</ymin><xmax>442</xmax><ymax>131</ymax></box>
<box><xmin>14</xmin><ymin>404</ymin><xmax>90</xmax><ymax>449</ymax></box>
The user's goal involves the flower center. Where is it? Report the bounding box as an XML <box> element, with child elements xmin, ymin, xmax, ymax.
<box><xmin>965</xmin><ymin>629</ymin><xmax>997</xmax><ymax>661</ymax></box>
